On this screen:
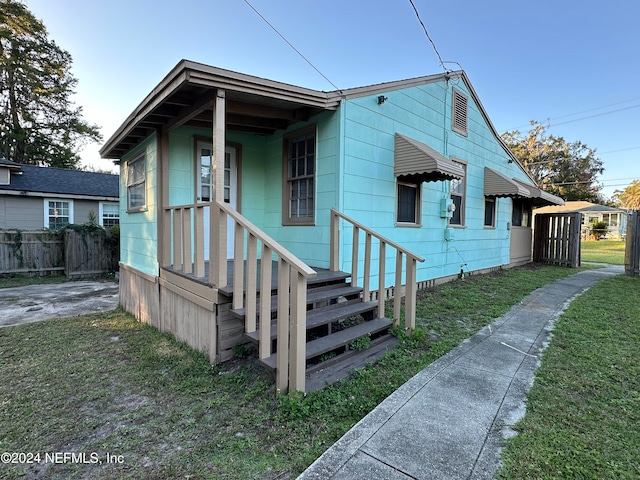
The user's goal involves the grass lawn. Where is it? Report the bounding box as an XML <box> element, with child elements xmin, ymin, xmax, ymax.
<box><xmin>498</xmin><ymin>274</ymin><xmax>640</xmax><ymax>479</ymax></box>
<box><xmin>0</xmin><ymin>265</ymin><xmax>590</xmax><ymax>479</ymax></box>
<box><xmin>581</xmin><ymin>239</ymin><xmax>626</xmax><ymax>265</ymax></box>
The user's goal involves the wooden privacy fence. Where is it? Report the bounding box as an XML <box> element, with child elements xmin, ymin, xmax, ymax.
<box><xmin>625</xmin><ymin>211</ymin><xmax>640</xmax><ymax>277</ymax></box>
<box><xmin>0</xmin><ymin>228</ymin><xmax>119</xmax><ymax>277</ymax></box>
<box><xmin>533</xmin><ymin>213</ymin><xmax>581</xmax><ymax>268</ymax></box>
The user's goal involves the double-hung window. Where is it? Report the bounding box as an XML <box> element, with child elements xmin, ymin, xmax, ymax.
<box><xmin>283</xmin><ymin>126</ymin><xmax>315</xmax><ymax>225</ymax></box>
<box><xmin>100</xmin><ymin>202</ymin><xmax>120</xmax><ymax>227</ymax></box>
<box><xmin>396</xmin><ymin>181</ymin><xmax>421</xmax><ymax>225</ymax></box>
<box><xmin>44</xmin><ymin>199</ymin><xmax>73</xmax><ymax>228</ymax></box>
<box><xmin>127</xmin><ymin>152</ymin><xmax>146</xmax><ymax>212</ymax></box>
<box><xmin>449</xmin><ymin>160</ymin><xmax>466</xmax><ymax>226</ymax></box>
<box><xmin>484</xmin><ymin>198</ymin><xmax>496</xmax><ymax>227</ymax></box>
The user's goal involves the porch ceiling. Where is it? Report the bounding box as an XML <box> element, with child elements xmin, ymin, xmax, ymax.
<box><xmin>100</xmin><ymin>60</ymin><xmax>340</xmax><ymax>160</ymax></box>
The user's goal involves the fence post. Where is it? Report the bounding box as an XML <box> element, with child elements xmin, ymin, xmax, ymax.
<box><xmin>625</xmin><ymin>211</ymin><xmax>640</xmax><ymax>277</ymax></box>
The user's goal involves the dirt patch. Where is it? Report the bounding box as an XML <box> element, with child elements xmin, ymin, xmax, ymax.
<box><xmin>0</xmin><ymin>281</ymin><xmax>119</xmax><ymax>328</ymax></box>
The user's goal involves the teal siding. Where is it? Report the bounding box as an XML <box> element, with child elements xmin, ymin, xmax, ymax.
<box><xmin>119</xmin><ymin>135</ymin><xmax>158</xmax><ymax>277</ymax></box>
<box><xmin>119</xmin><ymin>75</ymin><xmax>532</xmax><ymax>288</ymax></box>
<box><xmin>339</xmin><ymin>79</ymin><xmax>528</xmax><ymax>289</ymax></box>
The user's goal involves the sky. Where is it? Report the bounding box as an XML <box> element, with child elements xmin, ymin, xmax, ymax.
<box><xmin>22</xmin><ymin>0</ymin><xmax>640</xmax><ymax>200</ymax></box>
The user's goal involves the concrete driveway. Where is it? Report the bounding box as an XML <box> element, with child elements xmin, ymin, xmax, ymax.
<box><xmin>0</xmin><ymin>280</ymin><xmax>119</xmax><ymax>328</ymax></box>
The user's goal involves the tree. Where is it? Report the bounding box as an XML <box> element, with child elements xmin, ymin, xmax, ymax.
<box><xmin>612</xmin><ymin>180</ymin><xmax>640</xmax><ymax>210</ymax></box>
<box><xmin>502</xmin><ymin>121</ymin><xmax>604</xmax><ymax>202</ymax></box>
<box><xmin>0</xmin><ymin>0</ymin><xmax>101</xmax><ymax>168</ymax></box>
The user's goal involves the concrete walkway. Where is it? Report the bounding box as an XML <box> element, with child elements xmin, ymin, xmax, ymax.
<box><xmin>298</xmin><ymin>266</ymin><xmax>623</xmax><ymax>480</ymax></box>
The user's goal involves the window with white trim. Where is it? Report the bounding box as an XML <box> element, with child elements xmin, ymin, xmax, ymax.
<box><xmin>100</xmin><ymin>202</ymin><xmax>120</xmax><ymax>228</ymax></box>
<box><xmin>127</xmin><ymin>152</ymin><xmax>146</xmax><ymax>211</ymax></box>
<box><xmin>44</xmin><ymin>199</ymin><xmax>73</xmax><ymax>228</ymax></box>
<box><xmin>452</xmin><ymin>88</ymin><xmax>468</xmax><ymax>136</ymax></box>
<box><xmin>396</xmin><ymin>181</ymin><xmax>421</xmax><ymax>224</ymax></box>
<box><xmin>449</xmin><ymin>160</ymin><xmax>466</xmax><ymax>226</ymax></box>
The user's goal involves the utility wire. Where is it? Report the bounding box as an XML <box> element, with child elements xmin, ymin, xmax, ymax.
<box><xmin>550</xmin><ymin>103</ymin><xmax>640</xmax><ymax>127</ymax></box>
<box><xmin>408</xmin><ymin>0</ymin><xmax>447</xmax><ymax>73</ymax></box>
<box><xmin>242</xmin><ymin>0</ymin><xmax>343</xmax><ymax>93</ymax></box>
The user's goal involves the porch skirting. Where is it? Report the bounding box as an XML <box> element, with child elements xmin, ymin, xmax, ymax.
<box><xmin>119</xmin><ymin>263</ymin><xmax>243</xmax><ymax>364</ymax></box>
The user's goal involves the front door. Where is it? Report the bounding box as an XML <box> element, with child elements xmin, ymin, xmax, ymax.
<box><xmin>197</xmin><ymin>141</ymin><xmax>237</xmax><ymax>259</ymax></box>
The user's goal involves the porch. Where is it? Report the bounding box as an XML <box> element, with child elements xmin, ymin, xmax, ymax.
<box><xmin>161</xmin><ymin>201</ymin><xmax>424</xmax><ymax>394</ymax></box>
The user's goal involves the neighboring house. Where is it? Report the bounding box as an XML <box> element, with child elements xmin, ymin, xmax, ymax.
<box><xmin>534</xmin><ymin>201</ymin><xmax>627</xmax><ymax>239</ymax></box>
<box><xmin>0</xmin><ymin>159</ymin><xmax>120</xmax><ymax>230</ymax></box>
<box><xmin>100</xmin><ymin>60</ymin><xmax>562</xmax><ymax>393</ymax></box>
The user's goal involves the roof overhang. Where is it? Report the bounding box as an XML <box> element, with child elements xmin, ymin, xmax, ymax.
<box><xmin>100</xmin><ymin>60</ymin><xmax>343</xmax><ymax>161</ymax></box>
<box><xmin>394</xmin><ymin>134</ymin><xmax>465</xmax><ymax>183</ymax></box>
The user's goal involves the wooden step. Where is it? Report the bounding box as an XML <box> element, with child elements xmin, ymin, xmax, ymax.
<box><xmin>260</xmin><ymin>317</ymin><xmax>393</xmax><ymax>370</ymax></box>
<box><xmin>305</xmin><ymin>335</ymin><xmax>399</xmax><ymax>392</ymax></box>
<box><xmin>231</xmin><ymin>284</ymin><xmax>363</xmax><ymax>320</ymax></box>
<box><xmin>244</xmin><ymin>301</ymin><xmax>378</xmax><ymax>343</ymax></box>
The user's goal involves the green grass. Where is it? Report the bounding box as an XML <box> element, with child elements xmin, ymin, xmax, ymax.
<box><xmin>498</xmin><ymin>275</ymin><xmax>640</xmax><ymax>479</ymax></box>
<box><xmin>581</xmin><ymin>239</ymin><xmax>626</xmax><ymax>265</ymax></box>
<box><xmin>0</xmin><ymin>265</ymin><xmax>584</xmax><ymax>479</ymax></box>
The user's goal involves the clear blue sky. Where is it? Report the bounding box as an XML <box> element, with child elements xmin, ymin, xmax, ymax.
<box><xmin>24</xmin><ymin>0</ymin><xmax>640</xmax><ymax>200</ymax></box>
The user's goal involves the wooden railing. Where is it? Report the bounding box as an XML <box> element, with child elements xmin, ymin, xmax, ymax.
<box><xmin>330</xmin><ymin>209</ymin><xmax>425</xmax><ymax>331</ymax></box>
<box><xmin>164</xmin><ymin>201</ymin><xmax>317</xmax><ymax>394</ymax></box>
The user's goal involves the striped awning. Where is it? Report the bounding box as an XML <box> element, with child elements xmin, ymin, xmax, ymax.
<box><xmin>394</xmin><ymin>134</ymin><xmax>465</xmax><ymax>182</ymax></box>
<box><xmin>484</xmin><ymin>167</ymin><xmax>531</xmax><ymax>197</ymax></box>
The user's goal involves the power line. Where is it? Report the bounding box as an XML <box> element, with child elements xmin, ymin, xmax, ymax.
<box><xmin>408</xmin><ymin>0</ymin><xmax>447</xmax><ymax>73</ymax></box>
<box><xmin>242</xmin><ymin>0</ymin><xmax>342</xmax><ymax>93</ymax></box>
<box><xmin>508</xmin><ymin>96</ymin><xmax>640</xmax><ymax>131</ymax></box>
<box><xmin>551</xmin><ymin>103</ymin><xmax>640</xmax><ymax>127</ymax></box>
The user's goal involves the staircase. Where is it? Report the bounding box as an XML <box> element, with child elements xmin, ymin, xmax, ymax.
<box><xmin>229</xmin><ymin>270</ymin><xmax>398</xmax><ymax>392</ymax></box>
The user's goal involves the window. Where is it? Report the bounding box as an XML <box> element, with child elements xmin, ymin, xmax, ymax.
<box><xmin>44</xmin><ymin>199</ymin><xmax>73</xmax><ymax>228</ymax></box>
<box><xmin>127</xmin><ymin>152</ymin><xmax>146</xmax><ymax>211</ymax></box>
<box><xmin>283</xmin><ymin>126</ymin><xmax>315</xmax><ymax>225</ymax></box>
<box><xmin>484</xmin><ymin>198</ymin><xmax>496</xmax><ymax>227</ymax></box>
<box><xmin>512</xmin><ymin>200</ymin><xmax>532</xmax><ymax>227</ymax></box>
<box><xmin>397</xmin><ymin>181</ymin><xmax>421</xmax><ymax>224</ymax></box>
<box><xmin>449</xmin><ymin>160</ymin><xmax>466</xmax><ymax>226</ymax></box>
<box><xmin>100</xmin><ymin>202</ymin><xmax>120</xmax><ymax>228</ymax></box>
<box><xmin>452</xmin><ymin>88</ymin><xmax>468</xmax><ymax>136</ymax></box>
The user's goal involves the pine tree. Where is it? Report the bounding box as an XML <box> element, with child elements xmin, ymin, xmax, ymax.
<box><xmin>0</xmin><ymin>0</ymin><xmax>101</xmax><ymax>168</ymax></box>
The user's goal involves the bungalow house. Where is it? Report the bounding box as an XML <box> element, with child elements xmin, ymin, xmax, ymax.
<box><xmin>0</xmin><ymin>159</ymin><xmax>120</xmax><ymax>229</ymax></box>
<box><xmin>534</xmin><ymin>201</ymin><xmax>628</xmax><ymax>239</ymax></box>
<box><xmin>100</xmin><ymin>60</ymin><xmax>563</xmax><ymax>393</ymax></box>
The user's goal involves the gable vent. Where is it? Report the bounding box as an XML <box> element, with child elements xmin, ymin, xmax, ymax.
<box><xmin>452</xmin><ymin>88</ymin><xmax>468</xmax><ymax>136</ymax></box>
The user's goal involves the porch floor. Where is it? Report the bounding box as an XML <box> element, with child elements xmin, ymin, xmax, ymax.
<box><xmin>162</xmin><ymin>260</ymin><xmax>350</xmax><ymax>296</ymax></box>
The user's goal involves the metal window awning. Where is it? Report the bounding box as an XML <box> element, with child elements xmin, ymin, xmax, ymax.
<box><xmin>484</xmin><ymin>167</ymin><xmax>532</xmax><ymax>197</ymax></box>
<box><xmin>512</xmin><ymin>178</ymin><xmax>564</xmax><ymax>206</ymax></box>
<box><xmin>484</xmin><ymin>167</ymin><xmax>564</xmax><ymax>206</ymax></box>
<box><xmin>394</xmin><ymin>134</ymin><xmax>465</xmax><ymax>182</ymax></box>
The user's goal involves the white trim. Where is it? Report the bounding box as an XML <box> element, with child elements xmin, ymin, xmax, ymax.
<box><xmin>99</xmin><ymin>201</ymin><xmax>120</xmax><ymax>227</ymax></box>
<box><xmin>43</xmin><ymin>198</ymin><xmax>74</xmax><ymax>228</ymax></box>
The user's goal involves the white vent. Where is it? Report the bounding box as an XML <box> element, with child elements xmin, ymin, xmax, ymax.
<box><xmin>452</xmin><ymin>89</ymin><xmax>468</xmax><ymax>136</ymax></box>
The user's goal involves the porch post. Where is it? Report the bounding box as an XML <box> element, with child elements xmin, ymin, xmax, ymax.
<box><xmin>212</xmin><ymin>89</ymin><xmax>226</xmax><ymax>204</ymax></box>
<box><xmin>210</xmin><ymin>89</ymin><xmax>227</xmax><ymax>287</ymax></box>
<box><xmin>158</xmin><ymin>128</ymin><xmax>171</xmax><ymax>267</ymax></box>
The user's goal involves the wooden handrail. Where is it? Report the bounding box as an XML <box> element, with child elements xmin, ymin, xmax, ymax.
<box><xmin>164</xmin><ymin>201</ymin><xmax>316</xmax><ymax>394</ymax></box>
<box><xmin>330</xmin><ymin>208</ymin><xmax>425</xmax><ymax>331</ymax></box>
<box><xmin>330</xmin><ymin>209</ymin><xmax>425</xmax><ymax>264</ymax></box>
